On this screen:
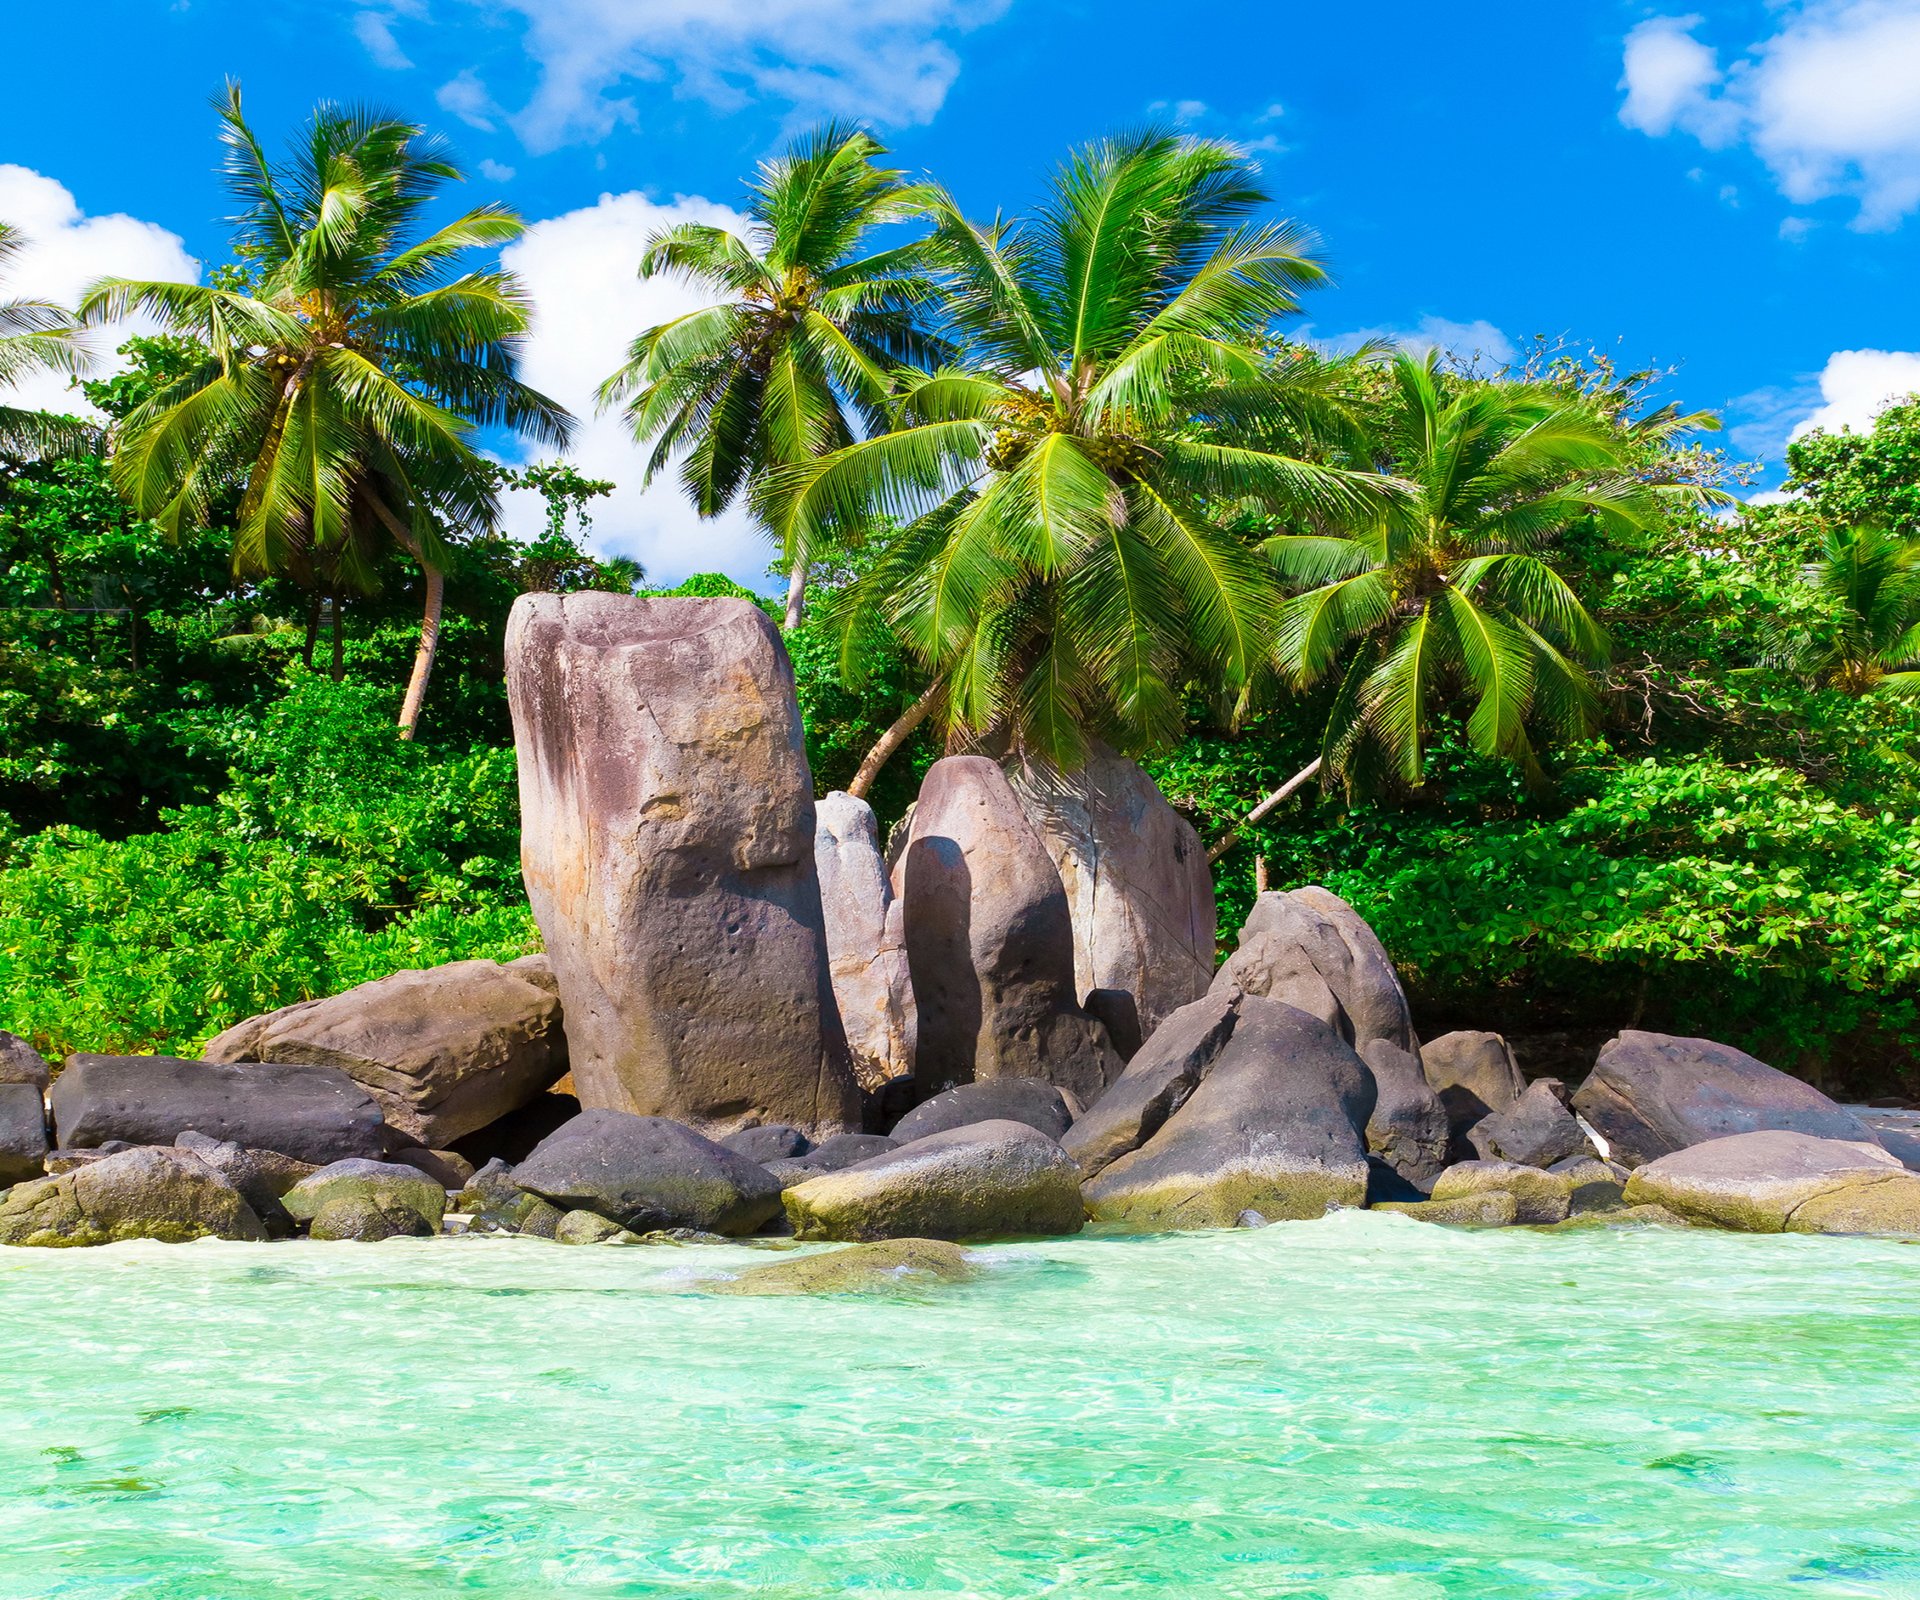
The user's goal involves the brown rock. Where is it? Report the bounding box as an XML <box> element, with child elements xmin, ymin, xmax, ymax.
<box><xmin>0</xmin><ymin>1031</ymin><xmax>51</xmax><ymax>1093</ymax></box>
<box><xmin>1359</xmin><ymin>1039</ymin><xmax>1450</xmax><ymax>1190</ymax></box>
<box><xmin>1430</xmin><ymin>1159</ymin><xmax>1571</xmax><ymax>1224</ymax></box>
<box><xmin>1009</xmin><ymin>749</ymin><xmax>1215</xmax><ymax>1058</ymax></box>
<box><xmin>814</xmin><ymin>791</ymin><xmax>916</xmax><ymax>1092</ymax></box>
<box><xmin>203</xmin><ymin>957</ymin><xmax>567</xmax><ymax>1149</ymax></box>
<box><xmin>0</xmin><ymin>1146</ymin><xmax>267</xmax><ymax>1247</ymax></box>
<box><xmin>894</xmin><ymin>757</ymin><xmax>1122</xmax><ymax>1103</ymax></box>
<box><xmin>1421</xmin><ymin>1031</ymin><xmax>1526</xmax><ymax>1143</ymax></box>
<box><xmin>505</xmin><ymin>593</ymin><xmax>859</xmax><ymax>1135</ymax></box>
<box><xmin>1622</xmin><ymin>1130</ymin><xmax>1918</xmax><ymax>1233</ymax></box>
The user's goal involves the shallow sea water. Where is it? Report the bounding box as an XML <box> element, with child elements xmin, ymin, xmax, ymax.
<box><xmin>2</xmin><ymin>1212</ymin><xmax>1918</xmax><ymax>1599</ymax></box>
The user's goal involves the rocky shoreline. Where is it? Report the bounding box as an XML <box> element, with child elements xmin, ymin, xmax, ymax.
<box><xmin>4</xmin><ymin>594</ymin><xmax>1917</xmax><ymax>1260</ymax></box>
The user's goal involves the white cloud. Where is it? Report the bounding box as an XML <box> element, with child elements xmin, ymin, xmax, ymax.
<box><xmin>1619</xmin><ymin>3</ymin><xmax>1920</xmax><ymax>229</ymax></box>
<box><xmin>471</xmin><ymin>0</ymin><xmax>1010</xmax><ymax>152</ymax></box>
<box><xmin>438</xmin><ymin>69</ymin><xmax>500</xmax><ymax>132</ymax></box>
<box><xmin>354</xmin><ymin>10</ymin><xmax>414</xmax><ymax>71</ymax></box>
<box><xmin>500</xmin><ymin>191</ymin><xmax>774</xmax><ymax>589</ymax></box>
<box><xmin>1788</xmin><ymin>348</ymin><xmax>1920</xmax><ymax>439</ymax></box>
<box><xmin>477</xmin><ymin>158</ymin><xmax>517</xmax><ymax>183</ymax></box>
<box><xmin>1313</xmin><ymin>314</ymin><xmax>1517</xmax><ymax>367</ymax></box>
<box><xmin>0</xmin><ymin>165</ymin><xmax>199</xmax><ymax>419</ymax></box>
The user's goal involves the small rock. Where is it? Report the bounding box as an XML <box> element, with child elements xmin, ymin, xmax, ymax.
<box><xmin>555</xmin><ymin>1209</ymin><xmax>629</xmax><ymax>1245</ymax></box>
<box><xmin>1430</xmin><ymin>1160</ymin><xmax>1571</xmax><ymax>1225</ymax></box>
<box><xmin>309</xmin><ymin>1194</ymin><xmax>435</xmax><ymax>1242</ymax></box>
<box><xmin>455</xmin><ymin>1158</ymin><xmax>564</xmax><ymax>1237</ymax></box>
<box><xmin>1548</xmin><ymin>1204</ymin><xmax>1692</xmax><ymax>1230</ymax></box>
<box><xmin>283</xmin><ymin>1160</ymin><xmax>447</xmax><ymax>1235</ymax></box>
<box><xmin>888</xmin><ymin>1079</ymin><xmax>1075</xmax><ymax>1144</ymax></box>
<box><xmin>711</xmin><ymin>1238</ymin><xmax>977</xmax><ymax>1296</ymax></box>
<box><xmin>720</xmin><ymin>1125</ymin><xmax>813</xmax><ymax>1164</ymax></box>
<box><xmin>1469</xmin><ymin>1079</ymin><xmax>1589</xmax><ymax>1169</ymax></box>
<box><xmin>388</xmin><ymin>1147</ymin><xmax>475</xmax><ymax>1189</ymax></box>
<box><xmin>1234</xmin><ymin>1208</ymin><xmax>1269</xmax><ymax>1229</ymax></box>
<box><xmin>0</xmin><ymin>1032</ymin><xmax>51</xmax><ymax>1093</ymax></box>
<box><xmin>174</xmin><ymin>1132</ymin><xmax>317</xmax><ymax>1236</ymax></box>
<box><xmin>1359</xmin><ymin>1039</ymin><xmax>1450</xmax><ymax>1190</ymax></box>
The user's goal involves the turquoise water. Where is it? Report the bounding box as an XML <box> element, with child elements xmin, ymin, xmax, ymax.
<box><xmin>3</xmin><ymin>1214</ymin><xmax>1919</xmax><ymax>1599</ymax></box>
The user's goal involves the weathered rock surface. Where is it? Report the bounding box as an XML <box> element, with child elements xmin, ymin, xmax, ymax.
<box><xmin>815</xmin><ymin>791</ymin><xmax>917</xmax><ymax>1091</ymax></box>
<box><xmin>1421</xmin><ymin>1032</ymin><xmax>1526</xmax><ymax>1142</ymax></box>
<box><xmin>1062</xmin><ymin>988</ymin><xmax>1242</xmax><ymax>1181</ymax></box>
<box><xmin>1373</xmin><ymin>1192</ymin><xmax>1519</xmax><ymax>1226</ymax></box>
<box><xmin>1210</xmin><ymin>889</ymin><xmax>1418</xmax><ymax>1055</ymax></box>
<box><xmin>511</xmin><ymin>1110</ymin><xmax>783</xmax><ymax>1236</ymax></box>
<box><xmin>1430</xmin><ymin>1160</ymin><xmax>1571</xmax><ymax>1225</ymax></box>
<box><xmin>505</xmin><ymin>592</ymin><xmax>859</xmax><ymax>1135</ymax></box>
<box><xmin>1358</xmin><ymin>1039</ymin><xmax>1450</xmax><ymax>1191</ymax></box>
<box><xmin>1081</xmin><ymin>1000</ymin><xmax>1376</xmax><ymax>1229</ymax></box>
<box><xmin>888</xmin><ymin>1079</ymin><xmax>1075</xmax><ymax>1145</ymax></box>
<box><xmin>0</xmin><ymin>1031</ymin><xmax>51</xmax><ymax>1093</ymax></box>
<box><xmin>784</xmin><ymin>1120</ymin><xmax>1085</xmax><ymax>1242</ymax></box>
<box><xmin>1622</xmin><ymin>1131</ymin><xmax>1920</xmax><ymax>1234</ymax></box>
<box><xmin>0</xmin><ymin>1081</ymin><xmax>48</xmax><ymax>1187</ymax></box>
<box><xmin>720</xmin><ymin>1124</ymin><xmax>812</xmax><ymax>1164</ymax></box>
<box><xmin>1469</xmin><ymin>1079</ymin><xmax>1589</xmax><ymax>1169</ymax></box>
<box><xmin>174</xmin><ymin>1131</ymin><xmax>316</xmax><ymax>1235</ymax></box>
<box><xmin>764</xmin><ymin>1134</ymin><xmax>898</xmax><ymax>1189</ymax></box>
<box><xmin>51</xmin><ymin>1055</ymin><xmax>385</xmax><ymax>1166</ymax></box>
<box><xmin>555</xmin><ymin>1209</ymin><xmax>634</xmax><ymax>1245</ymax></box>
<box><xmin>895</xmin><ymin>757</ymin><xmax>1122</xmax><ymax>1102</ymax></box>
<box><xmin>309</xmin><ymin>1196</ymin><xmax>437</xmax><ymax>1241</ymax></box>
<box><xmin>713</xmin><ymin>1237</ymin><xmax>977</xmax><ymax>1296</ymax></box>
<box><xmin>388</xmin><ymin>1147</ymin><xmax>475</xmax><ymax>1190</ymax></box>
<box><xmin>283</xmin><ymin>1160</ymin><xmax>447</xmax><ymax>1235</ymax></box>
<box><xmin>202</xmin><ymin>958</ymin><xmax>568</xmax><ymax>1149</ymax></box>
<box><xmin>1572</xmin><ymin>1031</ymin><xmax>1877</xmax><ymax>1168</ymax></box>
<box><xmin>1854</xmin><ymin>1109</ymin><xmax>1920</xmax><ymax>1172</ymax></box>
<box><xmin>456</xmin><ymin>1158</ymin><xmax>563</xmax><ymax>1237</ymax></box>
<box><xmin>0</xmin><ymin>1146</ymin><xmax>267</xmax><ymax>1246</ymax></box>
<box><xmin>1009</xmin><ymin>750</ymin><xmax>1215</xmax><ymax>1058</ymax></box>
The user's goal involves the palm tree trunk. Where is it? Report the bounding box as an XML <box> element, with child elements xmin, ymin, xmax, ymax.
<box><xmin>367</xmin><ymin>492</ymin><xmax>443</xmax><ymax>741</ymax></box>
<box><xmin>1206</xmin><ymin>756</ymin><xmax>1323</xmax><ymax>866</ymax></box>
<box><xmin>847</xmin><ymin>679</ymin><xmax>945</xmax><ymax>800</ymax></box>
<box><xmin>330</xmin><ymin>587</ymin><xmax>344</xmax><ymax>681</ymax></box>
<box><xmin>782</xmin><ymin>552</ymin><xmax>808</xmax><ymax>632</ymax></box>
<box><xmin>302</xmin><ymin>589</ymin><xmax>320</xmax><ymax>671</ymax></box>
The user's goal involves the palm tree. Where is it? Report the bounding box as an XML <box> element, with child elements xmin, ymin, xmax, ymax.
<box><xmin>599</xmin><ymin>123</ymin><xmax>941</xmax><ymax>629</ymax></box>
<box><xmin>1209</xmin><ymin>349</ymin><xmax>1670</xmax><ymax>858</ymax></box>
<box><xmin>80</xmin><ymin>84</ymin><xmax>571</xmax><ymax>737</ymax></box>
<box><xmin>1788</xmin><ymin>522</ymin><xmax>1920</xmax><ymax>695</ymax></box>
<box><xmin>0</xmin><ymin>223</ymin><xmax>94</xmax><ymax>462</ymax></box>
<box><xmin>778</xmin><ymin>128</ymin><xmax>1388</xmax><ymax>788</ymax></box>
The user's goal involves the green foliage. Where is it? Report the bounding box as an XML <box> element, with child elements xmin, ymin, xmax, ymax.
<box><xmin>1787</xmin><ymin>395</ymin><xmax>1920</xmax><ymax>535</ymax></box>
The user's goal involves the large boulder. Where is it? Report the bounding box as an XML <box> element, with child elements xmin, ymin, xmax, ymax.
<box><xmin>783</xmin><ymin>1120</ymin><xmax>1085</xmax><ymax>1242</ymax></box>
<box><xmin>814</xmin><ymin>791</ymin><xmax>917</xmax><ymax>1092</ymax></box>
<box><xmin>764</xmin><ymin>1134</ymin><xmax>898</xmax><ymax>1189</ymax></box>
<box><xmin>51</xmin><ymin>1055</ymin><xmax>385</xmax><ymax>1166</ymax></box>
<box><xmin>1421</xmin><ymin>1031</ymin><xmax>1526</xmax><ymax>1144</ymax></box>
<box><xmin>0</xmin><ymin>1146</ymin><xmax>267</xmax><ymax>1247</ymax></box>
<box><xmin>282</xmin><ymin>1159</ymin><xmax>448</xmax><ymax>1235</ymax></box>
<box><xmin>1009</xmin><ymin>749</ymin><xmax>1215</xmax><ymax>1058</ymax></box>
<box><xmin>510</xmin><ymin>1110</ymin><xmax>784</xmax><ymax>1236</ymax></box>
<box><xmin>1469</xmin><ymin>1079</ymin><xmax>1589</xmax><ymax>1169</ymax></box>
<box><xmin>0</xmin><ymin>1081</ymin><xmax>48</xmax><ymax>1187</ymax></box>
<box><xmin>1429</xmin><ymin>1159</ymin><xmax>1571</xmax><ymax>1225</ymax></box>
<box><xmin>1081</xmin><ymin>999</ymin><xmax>1376</xmax><ymax>1229</ymax></box>
<box><xmin>1358</xmin><ymin>1040</ymin><xmax>1450</xmax><ymax>1191</ymax></box>
<box><xmin>1572</xmin><ymin>1031</ymin><xmax>1877</xmax><ymax>1168</ymax></box>
<box><xmin>888</xmin><ymin>1079</ymin><xmax>1075</xmax><ymax>1145</ymax></box>
<box><xmin>720</xmin><ymin>1124</ymin><xmax>812</xmax><ymax>1164</ymax></box>
<box><xmin>505</xmin><ymin>592</ymin><xmax>859</xmax><ymax>1135</ymax></box>
<box><xmin>1622</xmin><ymin>1131</ymin><xmax>1920</xmax><ymax>1234</ymax></box>
<box><xmin>0</xmin><ymin>1032</ymin><xmax>51</xmax><ymax>1093</ymax></box>
<box><xmin>1211</xmin><ymin>889</ymin><xmax>1418</xmax><ymax>1054</ymax></box>
<box><xmin>894</xmin><ymin>757</ymin><xmax>1122</xmax><ymax>1103</ymax></box>
<box><xmin>202</xmin><ymin>957</ymin><xmax>568</xmax><ymax>1150</ymax></box>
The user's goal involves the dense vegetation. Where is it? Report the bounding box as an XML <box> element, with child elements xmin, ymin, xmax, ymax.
<box><xmin>4</xmin><ymin>104</ymin><xmax>1919</xmax><ymax>1100</ymax></box>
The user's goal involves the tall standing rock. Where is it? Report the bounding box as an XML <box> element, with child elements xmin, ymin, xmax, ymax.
<box><xmin>895</xmin><ymin>756</ymin><xmax>1123</xmax><ymax>1104</ymax></box>
<box><xmin>814</xmin><ymin>792</ymin><xmax>916</xmax><ymax>1092</ymax></box>
<box><xmin>1010</xmin><ymin>750</ymin><xmax>1216</xmax><ymax>1058</ymax></box>
<box><xmin>505</xmin><ymin>593</ymin><xmax>859</xmax><ymax>1135</ymax></box>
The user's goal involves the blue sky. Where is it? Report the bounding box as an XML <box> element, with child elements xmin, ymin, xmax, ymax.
<box><xmin>3</xmin><ymin>0</ymin><xmax>1918</xmax><ymax>585</ymax></box>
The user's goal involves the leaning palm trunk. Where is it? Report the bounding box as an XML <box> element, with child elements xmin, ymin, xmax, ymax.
<box><xmin>1206</xmin><ymin>757</ymin><xmax>1322</xmax><ymax>865</ymax></box>
<box><xmin>370</xmin><ymin>495</ymin><xmax>445</xmax><ymax>741</ymax></box>
<box><xmin>847</xmin><ymin>678</ymin><xmax>945</xmax><ymax>799</ymax></box>
<box><xmin>783</xmin><ymin>553</ymin><xmax>808</xmax><ymax>631</ymax></box>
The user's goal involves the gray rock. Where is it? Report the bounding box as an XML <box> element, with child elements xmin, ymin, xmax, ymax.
<box><xmin>895</xmin><ymin>756</ymin><xmax>1123</xmax><ymax>1103</ymax></box>
<box><xmin>555</xmin><ymin>1209</ymin><xmax>630</xmax><ymax>1245</ymax></box>
<box><xmin>712</xmin><ymin>1237</ymin><xmax>978</xmax><ymax>1296</ymax></box>
<box><xmin>1429</xmin><ymin>1159</ymin><xmax>1571</xmax><ymax>1225</ymax></box>
<box><xmin>1373</xmin><ymin>1191</ymin><xmax>1519</xmax><ymax>1226</ymax></box>
<box><xmin>1062</xmin><ymin>988</ymin><xmax>1243</xmax><ymax>1181</ymax></box>
<box><xmin>309</xmin><ymin>1195</ymin><xmax>436</xmax><ymax>1242</ymax></box>
<box><xmin>1421</xmin><ymin>1031</ymin><xmax>1526</xmax><ymax>1143</ymax></box>
<box><xmin>0</xmin><ymin>1146</ymin><xmax>266</xmax><ymax>1247</ymax></box>
<box><xmin>1211</xmin><ymin>889</ymin><xmax>1418</xmax><ymax>1056</ymax></box>
<box><xmin>0</xmin><ymin>1032</ymin><xmax>51</xmax><ymax>1093</ymax></box>
<box><xmin>505</xmin><ymin>592</ymin><xmax>860</xmax><ymax>1135</ymax></box>
<box><xmin>1082</xmin><ymin>999</ymin><xmax>1376</xmax><ymax>1230</ymax></box>
<box><xmin>815</xmin><ymin>791</ymin><xmax>917</xmax><ymax>1092</ymax></box>
<box><xmin>0</xmin><ymin>1081</ymin><xmax>48</xmax><ymax>1187</ymax></box>
<box><xmin>201</xmin><ymin>957</ymin><xmax>568</xmax><ymax>1150</ymax></box>
<box><xmin>1469</xmin><ymin>1079</ymin><xmax>1589</xmax><ymax>1169</ymax></box>
<box><xmin>1622</xmin><ymin>1130</ymin><xmax>1920</xmax><ymax>1234</ymax></box>
<box><xmin>764</xmin><ymin>1134</ymin><xmax>898</xmax><ymax>1189</ymax></box>
<box><xmin>720</xmin><ymin>1124</ymin><xmax>813</xmax><ymax>1163</ymax></box>
<box><xmin>1358</xmin><ymin>1039</ymin><xmax>1450</xmax><ymax>1191</ymax></box>
<box><xmin>1572</xmin><ymin>1031</ymin><xmax>1877</xmax><ymax>1169</ymax></box>
<box><xmin>51</xmin><ymin>1055</ymin><xmax>386</xmax><ymax>1165</ymax></box>
<box><xmin>1009</xmin><ymin>749</ymin><xmax>1215</xmax><ymax>1058</ymax></box>
<box><xmin>511</xmin><ymin>1110</ymin><xmax>784</xmax><ymax>1236</ymax></box>
<box><xmin>173</xmin><ymin>1131</ymin><xmax>316</xmax><ymax>1235</ymax></box>
<box><xmin>783</xmin><ymin>1119</ymin><xmax>1086</xmax><ymax>1242</ymax></box>
<box><xmin>455</xmin><ymin>1158</ymin><xmax>563</xmax><ymax>1237</ymax></box>
<box><xmin>44</xmin><ymin>1146</ymin><xmax>123</xmax><ymax>1175</ymax></box>
<box><xmin>1853</xmin><ymin>1109</ymin><xmax>1920</xmax><ymax>1172</ymax></box>
<box><xmin>283</xmin><ymin>1159</ymin><xmax>447</xmax><ymax>1234</ymax></box>
<box><xmin>889</xmin><ymin>1079</ymin><xmax>1074</xmax><ymax>1145</ymax></box>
